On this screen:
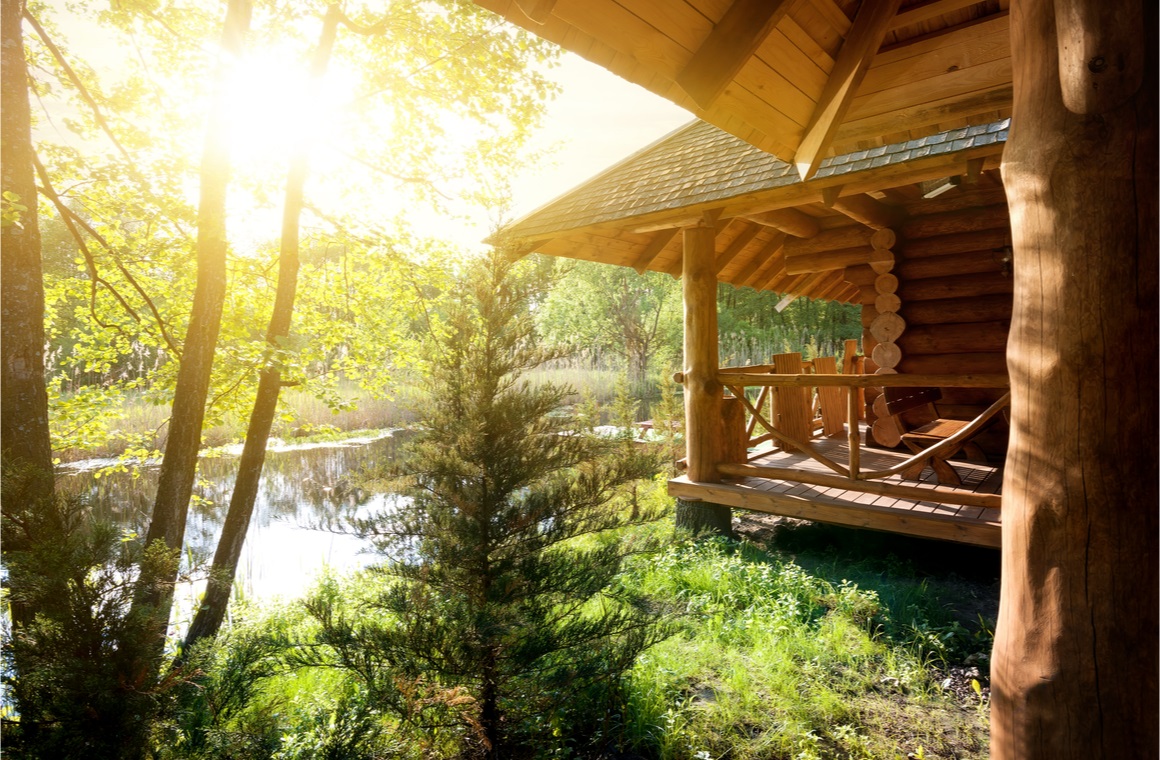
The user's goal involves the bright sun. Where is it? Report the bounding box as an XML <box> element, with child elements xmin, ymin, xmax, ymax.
<box><xmin>222</xmin><ymin>48</ymin><xmax>358</xmax><ymax>175</ymax></box>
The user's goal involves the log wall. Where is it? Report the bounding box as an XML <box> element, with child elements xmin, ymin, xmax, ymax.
<box><xmin>850</xmin><ymin>203</ymin><xmax>1013</xmax><ymax>456</ymax></box>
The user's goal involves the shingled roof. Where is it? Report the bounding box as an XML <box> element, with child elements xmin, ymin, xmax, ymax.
<box><xmin>498</xmin><ymin>117</ymin><xmax>1010</xmax><ymax>305</ymax></box>
<box><xmin>504</xmin><ymin>118</ymin><xmax>1010</xmax><ymax>240</ymax></box>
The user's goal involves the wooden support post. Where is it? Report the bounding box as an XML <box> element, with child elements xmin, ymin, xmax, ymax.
<box><xmin>991</xmin><ymin>1</ymin><xmax>1157</xmax><ymax>757</ymax></box>
<box><xmin>846</xmin><ymin>377</ymin><xmax>861</xmax><ymax>478</ymax></box>
<box><xmin>676</xmin><ymin>219</ymin><xmax>732</xmax><ymax>535</ymax></box>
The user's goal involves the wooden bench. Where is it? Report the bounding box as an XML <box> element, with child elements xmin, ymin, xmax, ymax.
<box><xmin>883</xmin><ymin>387</ymin><xmax>989</xmax><ymax>486</ymax></box>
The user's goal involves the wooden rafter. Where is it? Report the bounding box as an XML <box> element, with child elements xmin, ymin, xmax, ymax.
<box><xmin>513</xmin><ymin>0</ymin><xmax>555</xmax><ymax>24</ymax></box>
<box><xmin>732</xmin><ymin>233</ymin><xmax>785</xmax><ymax>287</ymax></box>
<box><xmin>714</xmin><ymin>222</ymin><xmax>761</xmax><ymax>274</ymax></box>
<box><xmin>830</xmin><ymin>193</ymin><xmax>906</xmax><ymax>229</ymax></box>
<box><xmin>743</xmin><ymin>207</ymin><xmax>820</xmax><ymax>238</ymax></box>
<box><xmin>675</xmin><ymin>0</ymin><xmax>794</xmax><ymax>110</ymax></box>
<box><xmin>794</xmin><ymin>0</ymin><xmax>903</xmax><ymax>181</ymax></box>
<box><xmin>888</xmin><ymin>0</ymin><xmax>986</xmax><ymax>31</ymax></box>
<box><xmin>631</xmin><ymin>228</ymin><xmax>679</xmax><ymax>274</ymax></box>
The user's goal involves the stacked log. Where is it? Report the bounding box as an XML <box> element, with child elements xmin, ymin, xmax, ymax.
<box><xmin>862</xmin><ymin>228</ymin><xmax>910</xmax><ymax>447</ymax></box>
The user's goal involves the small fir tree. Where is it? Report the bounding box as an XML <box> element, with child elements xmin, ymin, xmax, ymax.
<box><xmin>308</xmin><ymin>250</ymin><xmax>666</xmax><ymax>757</ymax></box>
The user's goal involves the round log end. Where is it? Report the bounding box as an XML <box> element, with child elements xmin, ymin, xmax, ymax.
<box><xmin>871</xmin><ymin>418</ymin><xmax>902</xmax><ymax>447</ymax></box>
<box><xmin>874</xmin><ymin>272</ymin><xmax>900</xmax><ymax>295</ymax></box>
<box><xmin>870</xmin><ymin>227</ymin><xmax>897</xmax><ymax>250</ymax></box>
<box><xmin>875</xmin><ymin>293</ymin><xmax>902</xmax><ymax>314</ymax></box>
<box><xmin>869</xmin><ymin>311</ymin><xmax>907</xmax><ymax>344</ymax></box>
<box><xmin>868</xmin><ymin>247</ymin><xmax>895</xmax><ymax>274</ymax></box>
<box><xmin>871</xmin><ymin>341</ymin><xmax>902</xmax><ymax>369</ymax></box>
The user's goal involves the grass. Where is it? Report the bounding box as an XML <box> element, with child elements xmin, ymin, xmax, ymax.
<box><xmin>613</xmin><ymin>531</ymin><xmax>994</xmax><ymax>759</ymax></box>
<box><xmin>166</xmin><ymin>486</ymin><xmax>996</xmax><ymax>760</ymax></box>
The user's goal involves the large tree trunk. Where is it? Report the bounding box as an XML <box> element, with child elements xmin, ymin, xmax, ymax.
<box><xmin>992</xmin><ymin>1</ymin><xmax>1158</xmax><ymax>757</ymax></box>
<box><xmin>1</xmin><ymin>0</ymin><xmax>55</xmax><ymax>744</ymax></box>
<box><xmin>1</xmin><ymin>0</ymin><xmax>53</xmax><ymax>505</ymax></box>
<box><xmin>184</xmin><ymin>5</ymin><xmax>340</xmax><ymax>651</ymax></box>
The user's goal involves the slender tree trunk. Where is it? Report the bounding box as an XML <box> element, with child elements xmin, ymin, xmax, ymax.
<box><xmin>184</xmin><ymin>4</ymin><xmax>341</xmax><ymax>651</ymax></box>
<box><xmin>991</xmin><ymin>1</ymin><xmax>1158</xmax><ymax>757</ymax></box>
<box><xmin>142</xmin><ymin>0</ymin><xmax>251</xmax><ymax>559</ymax></box>
<box><xmin>122</xmin><ymin>2</ymin><xmax>251</xmax><ymax>754</ymax></box>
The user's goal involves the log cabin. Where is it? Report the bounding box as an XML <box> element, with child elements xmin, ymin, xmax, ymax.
<box><xmin>470</xmin><ymin>1</ymin><xmax>1157</xmax><ymax>757</ymax></box>
<box><xmin>500</xmin><ymin>116</ymin><xmax>1013</xmax><ymax>547</ymax></box>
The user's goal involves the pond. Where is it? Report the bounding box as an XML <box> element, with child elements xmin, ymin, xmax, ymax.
<box><xmin>57</xmin><ymin>431</ymin><xmax>410</xmax><ymax>613</ymax></box>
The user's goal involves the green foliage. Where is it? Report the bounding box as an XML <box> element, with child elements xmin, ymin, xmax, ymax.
<box><xmin>536</xmin><ymin>260</ymin><xmax>682</xmax><ymax>393</ymax></box>
<box><xmin>1</xmin><ymin>472</ymin><xmax>179</xmax><ymax>758</ymax></box>
<box><xmin>303</xmin><ymin>251</ymin><xmax>669</xmax><ymax>756</ymax></box>
<box><xmin>28</xmin><ymin>0</ymin><xmax>559</xmax><ymax>459</ymax></box>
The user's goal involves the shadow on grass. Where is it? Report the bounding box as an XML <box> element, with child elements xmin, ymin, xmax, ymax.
<box><xmin>734</xmin><ymin>515</ymin><xmax>1000</xmax><ymax>658</ymax></box>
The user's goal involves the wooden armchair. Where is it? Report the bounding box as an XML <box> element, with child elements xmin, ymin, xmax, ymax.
<box><xmin>882</xmin><ymin>386</ymin><xmax>991</xmax><ymax>486</ymax></box>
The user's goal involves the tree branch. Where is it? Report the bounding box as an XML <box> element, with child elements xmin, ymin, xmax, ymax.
<box><xmin>32</xmin><ymin>152</ymin><xmax>182</xmax><ymax>356</ymax></box>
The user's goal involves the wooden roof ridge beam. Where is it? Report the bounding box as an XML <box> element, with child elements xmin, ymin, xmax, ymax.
<box><xmin>513</xmin><ymin>0</ymin><xmax>555</xmax><ymax>24</ymax></box>
<box><xmin>742</xmin><ymin>207</ymin><xmax>821</xmax><ymax>238</ymax></box>
<box><xmin>675</xmin><ymin>0</ymin><xmax>795</xmax><ymax>110</ymax></box>
<box><xmin>631</xmin><ymin>228</ymin><xmax>679</xmax><ymax>274</ymax></box>
<box><xmin>822</xmin><ymin>185</ymin><xmax>907</xmax><ymax>229</ymax></box>
<box><xmin>714</xmin><ymin>221</ymin><xmax>761</xmax><ymax>274</ymax></box>
<box><xmin>794</xmin><ymin>0</ymin><xmax>903</xmax><ymax>181</ymax></box>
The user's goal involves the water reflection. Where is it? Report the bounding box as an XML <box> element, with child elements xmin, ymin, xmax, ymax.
<box><xmin>57</xmin><ymin>431</ymin><xmax>411</xmax><ymax>602</ymax></box>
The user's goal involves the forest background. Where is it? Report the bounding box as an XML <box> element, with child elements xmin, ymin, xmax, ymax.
<box><xmin>17</xmin><ymin>0</ymin><xmax>861</xmax><ymax>465</ymax></box>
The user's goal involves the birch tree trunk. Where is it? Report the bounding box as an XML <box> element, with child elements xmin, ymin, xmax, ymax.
<box><xmin>992</xmin><ymin>1</ymin><xmax>1158</xmax><ymax>756</ymax></box>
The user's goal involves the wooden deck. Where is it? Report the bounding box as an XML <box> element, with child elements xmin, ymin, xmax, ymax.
<box><xmin>668</xmin><ymin>431</ymin><xmax>1002</xmax><ymax>548</ymax></box>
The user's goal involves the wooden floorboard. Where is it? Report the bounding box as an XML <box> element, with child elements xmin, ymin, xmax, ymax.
<box><xmin>669</xmin><ymin>428</ymin><xmax>1002</xmax><ymax>548</ymax></box>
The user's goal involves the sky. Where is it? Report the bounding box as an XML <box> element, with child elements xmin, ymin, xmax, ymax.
<box><xmin>506</xmin><ymin>54</ymin><xmax>692</xmax><ymax>222</ymax></box>
<box><xmin>408</xmin><ymin>52</ymin><xmax>693</xmax><ymax>249</ymax></box>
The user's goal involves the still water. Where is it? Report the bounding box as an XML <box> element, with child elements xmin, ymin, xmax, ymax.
<box><xmin>57</xmin><ymin>431</ymin><xmax>410</xmax><ymax>607</ymax></box>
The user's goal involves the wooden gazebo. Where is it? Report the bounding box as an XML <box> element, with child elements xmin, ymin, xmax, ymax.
<box><xmin>476</xmin><ymin>1</ymin><xmax>1158</xmax><ymax>758</ymax></box>
<box><xmin>503</xmin><ymin>117</ymin><xmax>1013</xmax><ymax>547</ymax></box>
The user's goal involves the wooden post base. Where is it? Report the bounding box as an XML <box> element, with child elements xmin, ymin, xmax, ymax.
<box><xmin>674</xmin><ymin>498</ymin><xmax>733</xmax><ymax>538</ymax></box>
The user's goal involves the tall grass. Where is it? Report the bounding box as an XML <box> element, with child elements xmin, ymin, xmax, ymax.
<box><xmin>56</xmin><ymin>366</ymin><xmax>632</xmax><ymax>462</ymax></box>
<box><xmin>615</xmin><ymin>536</ymin><xmax>991</xmax><ymax>760</ymax></box>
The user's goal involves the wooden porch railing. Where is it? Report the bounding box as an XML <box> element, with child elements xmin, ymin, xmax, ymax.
<box><xmin>673</xmin><ymin>368</ymin><xmax>1009</xmax><ymax>510</ymax></box>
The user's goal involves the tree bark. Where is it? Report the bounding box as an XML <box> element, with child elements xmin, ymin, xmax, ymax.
<box><xmin>184</xmin><ymin>4</ymin><xmax>340</xmax><ymax>651</ymax></box>
<box><xmin>991</xmin><ymin>1</ymin><xmax>1158</xmax><ymax>757</ymax></box>
<box><xmin>1</xmin><ymin>0</ymin><xmax>53</xmax><ymax>504</ymax></box>
<box><xmin>674</xmin><ymin>498</ymin><xmax>733</xmax><ymax>538</ymax></box>
<box><xmin>1</xmin><ymin>0</ymin><xmax>55</xmax><ymax>744</ymax></box>
<box><xmin>125</xmin><ymin>3</ymin><xmax>251</xmax><ymax>752</ymax></box>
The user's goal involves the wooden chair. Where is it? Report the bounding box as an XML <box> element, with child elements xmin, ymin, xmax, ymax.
<box><xmin>882</xmin><ymin>387</ymin><xmax>990</xmax><ymax>486</ymax></box>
